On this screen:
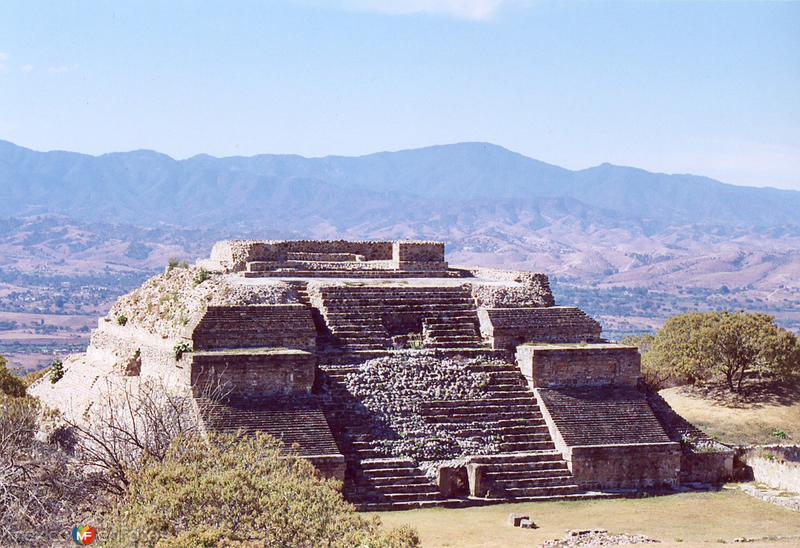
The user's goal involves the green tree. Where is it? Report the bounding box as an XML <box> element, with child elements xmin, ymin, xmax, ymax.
<box><xmin>104</xmin><ymin>432</ymin><xmax>420</xmax><ymax>548</ymax></box>
<box><xmin>621</xmin><ymin>334</ymin><xmax>673</xmax><ymax>391</ymax></box>
<box><xmin>0</xmin><ymin>356</ymin><xmax>26</xmax><ymax>398</ymax></box>
<box><xmin>648</xmin><ymin>311</ymin><xmax>800</xmax><ymax>393</ymax></box>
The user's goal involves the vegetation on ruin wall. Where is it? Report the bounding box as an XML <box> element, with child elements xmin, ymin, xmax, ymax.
<box><xmin>625</xmin><ymin>311</ymin><xmax>800</xmax><ymax>394</ymax></box>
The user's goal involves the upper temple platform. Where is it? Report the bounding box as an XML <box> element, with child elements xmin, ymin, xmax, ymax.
<box><xmin>203</xmin><ymin>239</ymin><xmax>463</xmax><ymax>278</ymax></box>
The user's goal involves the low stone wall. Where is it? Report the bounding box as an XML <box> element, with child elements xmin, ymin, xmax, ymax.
<box><xmin>569</xmin><ymin>443</ymin><xmax>681</xmax><ymax>489</ymax></box>
<box><xmin>517</xmin><ymin>344</ymin><xmax>640</xmax><ymax>388</ymax></box>
<box><xmin>479</xmin><ymin>307</ymin><xmax>602</xmax><ymax>350</ymax></box>
<box><xmin>468</xmin><ymin>269</ymin><xmax>555</xmax><ymax>308</ymax></box>
<box><xmin>190</xmin><ymin>350</ymin><xmax>316</xmax><ymax>399</ymax></box>
<box><xmin>738</xmin><ymin>446</ymin><xmax>800</xmax><ymax>493</ymax></box>
<box><xmin>192</xmin><ymin>305</ymin><xmax>316</xmax><ymax>351</ymax></box>
<box><xmin>392</xmin><ymin>241</ymin><xmax>446</xmax><ymax>269</ymax></box>
<box><xmin>681</xmin><ymin>451</ymin><xmax>734</xmax><ymax>484</ymax></box>
<box><xmin>211</xmin><ymin>240</ymin><xmax>397</xmax><ymax>271</ymax></box>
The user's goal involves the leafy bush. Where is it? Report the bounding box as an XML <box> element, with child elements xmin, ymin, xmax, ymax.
<box><xmin>173</xmin><ymin>342</ymin><xmax>192</xmax><ymax>360</ymax></box>
<box><xmin>116</xmin><ymin>314</ymin><xmax>128</xmax><ymax>326</ymax></box>
<box><xmin>166</xmin><ymin>258</ymin><xmax>189</xmax><ymax>273</ymax></box>
<box><xmin>102</xmin><ymin>432</ymin><xmax>420</xmax><ymax>547</ymax></box>
<box><xmin>772</xmin><ymin>430</ymin><xmax>789</xmax><ymax>440</ymax></box>
<box><xmin>0</xmin><ymin>356</ymin><xmax>26</xmax><ymax>397</ymax></box>
<box><xmin>193</xmin><ymin>268</ymin><xmax>211</xmax><ymax>286</ymax></box>
<box><xmin>48</xmin><ymin>359</ymin><xmax>64</xmax><ymax>384</ymax></box>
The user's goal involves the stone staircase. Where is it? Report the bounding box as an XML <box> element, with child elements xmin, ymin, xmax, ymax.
<box><xmin>468</xmin><ymin>452</ymin><xmax>579</xmax><ymax>499</ymax></box>
<box><xmin>317</xmin><ymin>360</ymin><xmax>580</xmax><ymax>509</ymax></box>
<box><xmin>319</xmin><ymin>364</ymin><xmax>446</xmax><ymax>510</ymax></box>
<box><xmin>317</xmin><ymin>285</ymin><xmax>484</xmax><ymax>351</ymax></box>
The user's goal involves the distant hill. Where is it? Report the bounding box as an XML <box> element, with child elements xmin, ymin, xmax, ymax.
<box><xmin>2</xmin><ymin>139</ymin><xmax>800</xmax><ymax>300</ymax></box>
<box><xmin>2</xmin><ymin>140</ymin><xmax>799</xmax><ymax>229</ymax></box>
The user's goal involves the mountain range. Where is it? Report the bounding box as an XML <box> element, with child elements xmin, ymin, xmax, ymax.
<box><xmin>1</xmin><ymin>139</ymin><xmax>800</xmax><ymax>297</ymax></box>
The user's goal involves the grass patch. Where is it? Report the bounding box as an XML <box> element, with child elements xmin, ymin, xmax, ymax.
<box><xmin>375</xmin><ymin>489</ymin><xmax>800</xmax><ymax>547</ymax></box>
<box><xmin>660</xmin><ymin>385</ymin><xmax>800</xmax><ymax>445</ymax></box>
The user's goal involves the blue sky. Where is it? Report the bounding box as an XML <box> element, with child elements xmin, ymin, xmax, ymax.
<box><xmin>0</xmin><ymin>0</ymin><xmax>798</xmax><ymax>189</ymax></box>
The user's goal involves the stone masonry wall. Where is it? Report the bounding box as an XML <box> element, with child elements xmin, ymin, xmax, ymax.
<box><xmin>568</xmin><ymin>443</ymin><xmax>681</xmax><ymax>489</ymax></box>
<box><xmin>192</xmin><ymin>305</ymin><xmax>316</xmax><ymax>351</ymax></box>
<box><xmin>517</xmin><ymin>344</ymin><xmax>640</xmax><ymax>388</ymax></box>
<box><xmin>739</xmin><ymin>446</ymin><xmax>800</xmax><ymax>493</ymax></box>
<box><xmin>479</xmin><ymin>307</ymin><xmax>602</xmax><ymax>350</ymax></box>
<box><xmin>392</xmin><ymin>241</ymin><xmax>446</xmax><ymax>270</ymax></box>
<box><xmin>190</xmin><ymin>350</ymin><xmax>316</xmax><ymax>399</ymax></box>
<box><xmin>467</xmin><ymin>269</ymin><xmax>555</xmax><ymax>308</ymax></box>
<box><xmin>211</xmin><ymin>240</ymin><xmax>397</xmax><ymax>271</ymax></box>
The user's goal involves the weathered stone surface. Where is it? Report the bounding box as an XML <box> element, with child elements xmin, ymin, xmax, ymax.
<box><xmin>438</xmin><ymin>466</ymin><xmax>469</xmax><ymax>498</ymax></box>
<box><xmin>517</xmin><ymin>343</ymin><xmax>640</xmax><ymax>388</ymax></box>
<box><xmin>479</xmin><ymin>307</ymin><xmax>602</xmax><ymax>350</ymax></box>
<box><xmin>190</xmin><ymin>349</ymin><xmax>316</xmax><ymax>398</ymax></box>
<box><xmin>192</xmin><ymin>304</ymin><xmax>316</xmax><ymax>351</ymax></box>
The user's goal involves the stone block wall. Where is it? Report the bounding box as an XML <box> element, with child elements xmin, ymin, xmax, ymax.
<box><xmin>517</xmin><ymin>344</ymin><xmax>640</xmax><ymax>388</ymax></box>
<box><xmin>210</xmin><ymin>240</ymin><xmax>396</xmax><ymax>271</ymax></box>
<box><xmin>568</xmin><ymin>443</ymin><xmax>681</xmax><ymax>489</ymax></box>
<box><xmin>479</xmin><ymin>307</ymin><xmax>602</xmax><ymax>350</ymax></box>
<box><xmin>190</xmin><ymin>350</ymin><xmax>316</xmax><ymax>399</ymax></box>
<box><xmin>192</xmin><ymin>305</ymin><xmax>316</xmax><ymax>351</ymax></box>
<box><xmin>392</xmin><ymin>241</ymin><xmax>447</xmax><ymax>270</ymax></box>
<box><xmin>467</xmin><ymin>269</ymin><xmax>555</xmax><ymax>308</ymax></box>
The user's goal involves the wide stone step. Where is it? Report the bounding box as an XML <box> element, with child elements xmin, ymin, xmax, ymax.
<box><xmin>500</xmin><ymin>432</ymin><xmax>553</xmax><ymax>443</ymax></box>
<box><xmin>244</xmin><ymin>270</ymin><xmax>460</xmax><ymax>278</ymax></box>
<box><xmin>367</xmin><ymin>482</ymin><xmax>441</xmax><ymax>494</ymax></box>
<box><xmin>500</xmin><ymin>484</ymin><xmax>580</xmax><ymax>498</ymax></box>
<box><xmin>426</xmin><ymin>415</ymin><xmax>546</xmax><ymax>425</ymax></box>
<box><xmin>356</xmin><ymin>466</ymin><xmax>422</xmax><ymax>478</ymax></box>
<box><xmin>424</xmin><ymin>342</ymin><xmax>485</xmax><ymax>349</ymax></box>
<box><xmin>468</xmin><ymin>451</ymin><xmax>564</xmax><ymax>464</ymax></box>
<box><xmin>359</xmin><ymin>457</ymin><xmax>417</xmax><ymax>469</ymax></box>
<box><xmin>421</xmin><ymin>403</ymin><xmax>539</xmax><ymax>414</ymax></box>
<box><xmin>492</xmin><ymin>475</ymin><xmax>575</xmax><ymax>489</ymax></box>
<box><xmin>483</xmin><ymin>463</ymin><xmax>569</xmax><ymax>478</ymax></box>
<box><xmin>363</xmin><ymin>474</ymin><xmax>433</xmax><ymax>486</ymax></box>
<box><xmin>499</xmin><ymin>440</ymin><xmax>555</xmax><ymax>451</ymax></box>
<box><xmin>323</xmin><ymin>297</ymin><xmax>473</xmax><ymax>305</ymax></box>
<box><xmin>481</xmin><ymin>460</ymin><xmax>570</xmax><ymax>474</ymax></box>
<box><xmin>321</xmin><ymin>288</ymin><xmax>472</xmax><ymax>295</ymax></box>
<box><xmin>426</xmin><ymin>335</ymin><xmax>480</xmax><ymax>342</ymax></box>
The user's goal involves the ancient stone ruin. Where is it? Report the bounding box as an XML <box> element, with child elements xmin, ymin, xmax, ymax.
<box><xmin>31</xmin><ymin>239</ymin><xmax>733</xmax><ymax>510</ymax></box>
